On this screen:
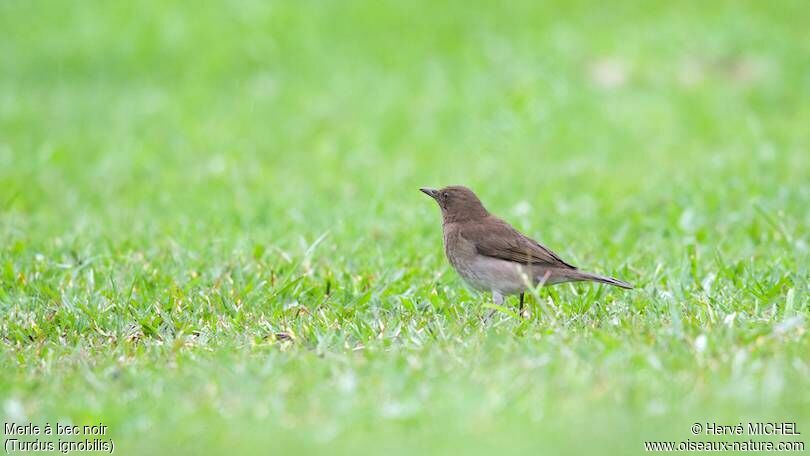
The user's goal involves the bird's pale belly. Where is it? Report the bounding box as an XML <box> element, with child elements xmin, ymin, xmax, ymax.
<box><xmin>453</xmin><ymin>256</ymin><xmax>535</xmax><ymax>295</ymax></box>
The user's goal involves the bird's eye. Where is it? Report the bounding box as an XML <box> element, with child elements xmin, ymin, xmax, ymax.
<box><xmin>442</xmin><ymin>192</ymin><xmax>449</xmax><ymax>198</ymax></box>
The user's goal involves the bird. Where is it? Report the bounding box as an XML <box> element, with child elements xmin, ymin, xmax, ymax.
<box><xmin>420</xmin><ymin>185</ymin><xmax>632</xmax><ymax>311</ymax></box>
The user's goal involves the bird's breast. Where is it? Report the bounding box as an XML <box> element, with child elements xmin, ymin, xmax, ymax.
<box><xmin>442</xmin><ymin>225</ymin><xmax>478</xmax><ymax>269</ymax></box>
<box><xmin>441</xmin><ymin>225</ymin><xmax>497</xmax><ymax>292</ymax></box>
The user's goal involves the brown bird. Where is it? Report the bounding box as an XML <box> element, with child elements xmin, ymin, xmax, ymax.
<box><xmin>420</xmin><ymin>185</ymin><xmax>632</xmax><ymax>310</ymax></box>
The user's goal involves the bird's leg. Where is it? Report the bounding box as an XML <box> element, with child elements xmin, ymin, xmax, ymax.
<box><xmin>485</xmin><ymin>309</ymin><xmax>497</xmax><ymax>322</ymax></box>
<box><xmin>518</xmin><ymin>292</ymin><xmax>531</xmax><ymax>319</ymax></box>
<box><xmin>484</xmin><ymin>290</ymin><xmax>504</xmax><ymax>323</ymax></box>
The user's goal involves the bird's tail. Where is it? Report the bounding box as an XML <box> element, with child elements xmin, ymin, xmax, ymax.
<box><xmin>569</xmin><ymin>270</ymin><xmax>633</xmax><ymax>289</ymax></box>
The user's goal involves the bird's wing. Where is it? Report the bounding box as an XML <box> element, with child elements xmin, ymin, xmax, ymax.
<box><xmin>460</xmin><ymin>217</ymin><xmax>577</xmax><ymax>269</ymax></box>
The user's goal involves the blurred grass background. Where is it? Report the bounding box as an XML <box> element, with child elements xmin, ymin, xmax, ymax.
<box><xmin>1</xmin><ymin>0</ymin><xmax>808</xmax><ymax>454</ymax></box>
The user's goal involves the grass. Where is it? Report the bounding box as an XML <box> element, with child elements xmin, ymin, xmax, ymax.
<box><xmin>1</xmin><ymin>0</ymin><xmax>809</xmax><ymax>454</ymax></box>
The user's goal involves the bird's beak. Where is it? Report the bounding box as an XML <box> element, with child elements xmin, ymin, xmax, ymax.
<box><xmin>420</xmin><ymin>187</ymin><xmax>439</xmax><ymax>199</ymax></box>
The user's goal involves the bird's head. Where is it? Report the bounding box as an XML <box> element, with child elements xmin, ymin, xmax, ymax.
<box><xmin>420</xmin><ymin>185</ymin><xmax>489</xmax><ymax>222</ymax></box>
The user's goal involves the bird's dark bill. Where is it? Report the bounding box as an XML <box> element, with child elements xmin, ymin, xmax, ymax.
<box><xmin>420</xmin><ymin>187</ymin><xmax>438</xmax><ymax>199</ymax></box>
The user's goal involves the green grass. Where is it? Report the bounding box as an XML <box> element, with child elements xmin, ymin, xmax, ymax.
<box><xmin>1</xmin><ymin>0</ymin><xmax>809</xmax><ymax>454</ymax></box>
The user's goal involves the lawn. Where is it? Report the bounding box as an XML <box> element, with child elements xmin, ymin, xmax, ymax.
<box><xmin>1</xmin><ymin>0</ymin><xmax>808</xmax><ymax>454</ymax></box>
